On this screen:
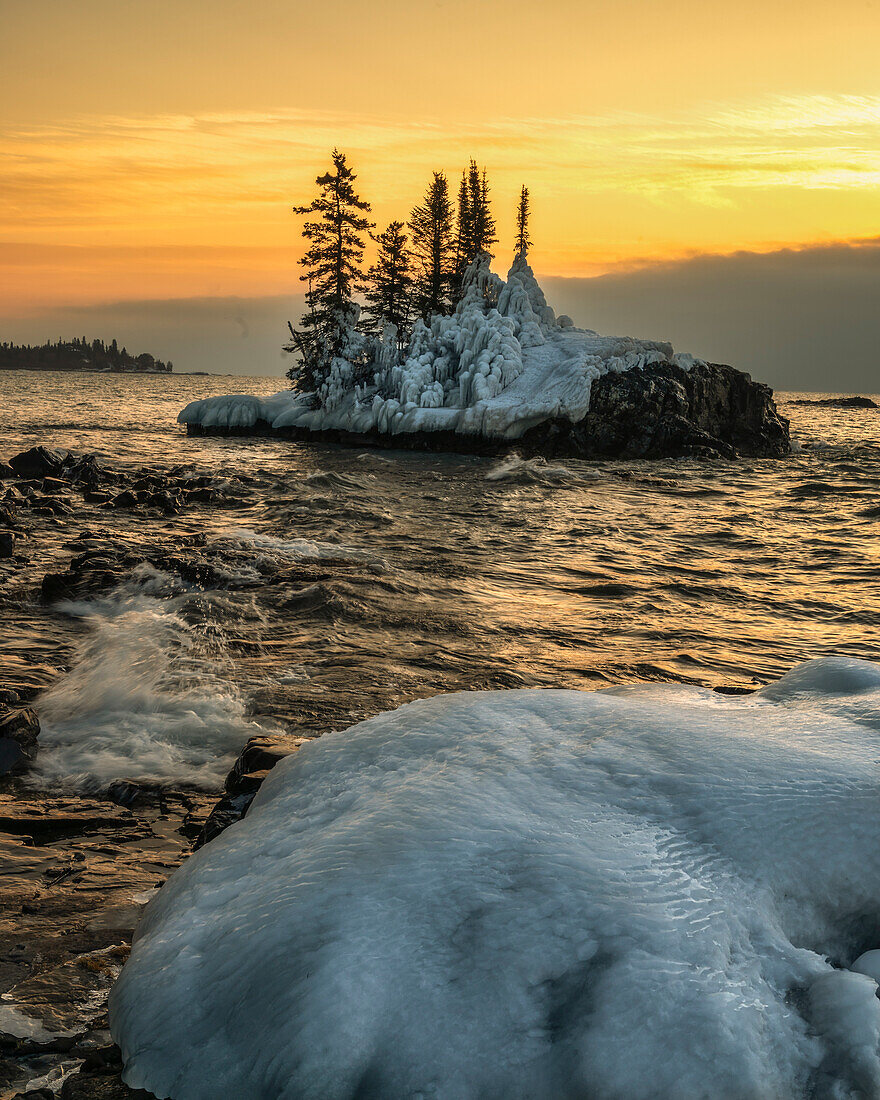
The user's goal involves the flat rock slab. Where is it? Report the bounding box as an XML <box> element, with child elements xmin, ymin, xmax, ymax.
<box><xmin>0</xmin><ymin>788</ymin><xmax>214</xmax><ymax>1096</ymax></box>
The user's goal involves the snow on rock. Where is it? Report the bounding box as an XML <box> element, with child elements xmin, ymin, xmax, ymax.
<box><xmin>178</xmin><ymin>255</ymin><xmax>699</xmax><ymax>441</ymax></box>
<box><xmin>112</xmin><ymin>657</ymin><xmax>880</xmax><ymax>1100</ymax></box>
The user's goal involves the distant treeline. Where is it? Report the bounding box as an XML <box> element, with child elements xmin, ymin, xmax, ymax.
<box><xmin>0</xmin><ymin>337</ymin><xmax>172</xmax><ymax>374</ymax></box>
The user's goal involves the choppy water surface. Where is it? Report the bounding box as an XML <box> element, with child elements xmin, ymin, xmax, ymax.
<box><xmin>2</xmin><ymin>369</ymin><xmax>879</xmax><ymax>788</ymax></box>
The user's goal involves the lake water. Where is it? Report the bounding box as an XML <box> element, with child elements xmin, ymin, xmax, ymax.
<box><xmin>2</xmin><ymin>369</ymin><xmax>879</xmax><ymax>789</ymax></box>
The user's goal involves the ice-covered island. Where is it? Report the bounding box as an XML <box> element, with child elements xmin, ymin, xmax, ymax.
<box><xmin>180</xmin><ymin>253</ymin><xmax>790</xmax><ymax>459</ymax></box>
<box><xmin>180</xmin><ymin>149</ymin><xmax>789</xmax><ymax>459</ymax></box>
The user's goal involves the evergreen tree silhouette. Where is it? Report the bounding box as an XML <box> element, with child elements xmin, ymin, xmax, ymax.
<box><xmin>363</xmin><ymin>221</ymin><xmax>414</xmax><ymax>341</ymax></box>
<box><xmin>285</xmin><ymin>149</ymin><xmax>373</xmax><ymax>396</ymax></box>
<box><xmin>515</xmin><ymin>186</ymin><xmax>531</xmax><ymax>258</ymax></box>
<box><xmin>409</xmin><ymin>172</ymin><xmax>455</xmax><ymax>319</ymax></box>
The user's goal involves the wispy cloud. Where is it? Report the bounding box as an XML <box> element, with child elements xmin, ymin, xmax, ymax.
<box><xmin>4</xmin><ymin>94</ymin><xmax>880</xmax><ymax>232</ymax></box>
<box><xmin>3</xmin><ymin>94</ymin><xmax>880</xmax><ymax>309</ymax></box>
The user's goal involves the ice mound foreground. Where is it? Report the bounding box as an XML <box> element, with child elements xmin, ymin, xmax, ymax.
<box><xmin>111</xmin><ymin>658</ymin><xmax>880</xmax><ymax>1100</ymax></box>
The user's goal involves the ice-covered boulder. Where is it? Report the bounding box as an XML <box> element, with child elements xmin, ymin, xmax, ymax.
<box><xmin>113</xmin><ymin>657</ymin><xmax>880</xmax><ymax>1099</ymax></box>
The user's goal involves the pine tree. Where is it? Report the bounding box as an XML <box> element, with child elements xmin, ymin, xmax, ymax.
<box><xmin>285</xmin><ymin>149</ymin><xmax>373</xmax><ymax>396</ymax></box>
<box><xmin>472</xmin><ymin>166</ymin><xmax>497</xmax><ymax>257</ymax></box>
<box><xmin>453</xmin><ymin>170</ymin><xmax>472</xmax><ymax>291</ymax></box>
<box><xmin>409</xmin><ymin>172</ymin><xmax>455</xmax><ymax>319</ymax></box>
<box><xmin>453</xmin><ymin>161</ymin><xmax>497</xmax><ymax>299</ymax></box>
<box><xmin>363</xmin><ymin>221</ymin><xmax>414</xmax><ymax>341</ymax></box>
<box><xmin>514</xmin><ymin>186</ymin><xmax>531</xmax><ymax>258</ymax></box>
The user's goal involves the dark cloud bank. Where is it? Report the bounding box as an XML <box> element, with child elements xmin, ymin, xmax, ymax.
<box><xmin>6</xmin><ymin>239</ymin><xmax>879</xmax><ymax>392</ymax></box>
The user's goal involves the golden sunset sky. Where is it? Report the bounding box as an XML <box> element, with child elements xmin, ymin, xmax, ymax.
<box><xmin>3</xmin><ymin>0</ymin><xmax>880</xmax><ymax>321</ymax></box>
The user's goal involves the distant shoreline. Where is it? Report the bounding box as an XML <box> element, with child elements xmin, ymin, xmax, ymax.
<box><xmin>0</xmin><ymin>364</ymin><xmax>173</xmax><ymax>375</ymax></box>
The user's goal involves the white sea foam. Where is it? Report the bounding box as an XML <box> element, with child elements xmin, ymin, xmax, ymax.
<box><xmin>212</xmin><ymin>527</ymin><xmax>387</xmax><ymax>570</ymax></box>
<box><xmin>34</xmin><ymin>574</ymin><xmax>267</xmax><ymax>790</ymax></box>
<box><xmin>112</xmin><ymin>657</ymin><xmax>880</xmax><ymax>1100</ymax></box>
<box><xmin>484</xmin><ymin>454</ymin><xmax>600</xmax><ymax>485</ymax></box>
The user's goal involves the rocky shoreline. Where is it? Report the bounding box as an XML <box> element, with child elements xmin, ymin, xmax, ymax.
<box><xmin>185</xmin><ymin>362</ymin><xmax>792</xmax><ymax>461</ymax></box>
<box><xmin>0</xmin><ymin>412</ymin><xmax>789</xmax><ymax>1097</ymax></box>
<box><xmin>0</xmin><ymin>446</ymin><xmax>260</xmax><ymax>1099</ymax></box>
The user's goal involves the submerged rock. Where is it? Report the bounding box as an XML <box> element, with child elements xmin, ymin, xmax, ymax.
<box><xmin>790</xmin><ymin>395</ymin><xmax>878</xmax><ymax>409</ymax></box>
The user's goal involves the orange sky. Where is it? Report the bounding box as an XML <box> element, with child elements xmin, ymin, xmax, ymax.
<box><xmin>3</xmin><ymin>0</ymin><xmax>880</xmax><ymax>316</ymax></box>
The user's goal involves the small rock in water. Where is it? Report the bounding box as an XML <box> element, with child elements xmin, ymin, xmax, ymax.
<box><xmin>8</xmin><ymin>446</ymin><xmax>68</xmax><ymax>479</ymax></box>
<box><xmin>0</xmin><ymin>707</ymin><xmax>41</xmax><ymax>776</ymax></box>
<box><xmin>0</xmin><ymin>530</ymin><xmax>15</xmax><ymax>557</ymax></box>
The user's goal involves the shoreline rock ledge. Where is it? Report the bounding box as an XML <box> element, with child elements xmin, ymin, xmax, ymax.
<box><xmin>180</xmin><ymin>256</ymin><xmax>791</xmax><ymax>460</ymax></box>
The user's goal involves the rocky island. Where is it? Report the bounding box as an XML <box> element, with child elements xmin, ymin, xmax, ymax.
<box><xmin>0</xmin><ymin>338</ymin><xmax>172</xmax><ymax>375</ymax></box>
<box><xmin>180</xmin><ymin>152</ymin><xmax>789</xmax><ymax>459</ymax></box>
<box><xmin>181</xmin><ymin>253</ymin><xmax>790</xmax><ymax>460</ymax></box>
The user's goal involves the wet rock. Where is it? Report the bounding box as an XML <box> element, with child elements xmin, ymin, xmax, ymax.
<box><xmin>39</xmin><ymin>477</ymin><xmax>70</xmax><ymax>495</ymax></box>
<box><xmin>59</xmin><ymin>1045</ymin><xmax>154</xmax><ymax>1099</ymax></box>
<box><xmin>147</xmin><ymin>491</ymin><xmax>181</xmax><ymax>515</ymax></box>
<box><xmin>519</xmin><ymin>362</ymin><xmax>791</xmax><ymax>460</ymax></box>
<box><xmin>185</xmin><ymin>486</ymin><xmax>218</xmax><ymax>503</ymax></box>
<box><xmin>194</xmin><ymin>791</ymin><xmax>255</xmax><ymax>849</ymax></box>
<box><xmin>0</xmin><ymin>461</ymin><xmax>14</xmax><ymax>479</ymax></box>
<box><xmin>31</xmin><ymin>497</ymin><xmax>74</xmax><ymax>516</ymax></box>
<box><xmin>41</xmin><ymin>564</ymin><xmax>119</xmax><ymax>603</ymax></box>
<box><xmin>0</xmin><ymin>502</ymin><xmax>18</xmax><ymax>527</ymax></box>
<box><xmin>62</xmin><ymin>454</ymin><xmax>106</xmax><ymax>488</ymax></box>
<box><xmin>104</xmin><ymin>781</ymin><xmax>146</xmax><ymax>809</ymax></box>
<box><xmin>156</xmin><ymin>555</ymin><xmax>221</xmax><ymax>588</ymax></box>
<box><xmin>225</xmin><ymin>733</ymin><xmax>309</xmax><ymax>795</ymax></box>
<box><xmin>194</xmin><ymin>734</ymin><xmax>310</xmax><ymax>848</ymax></box>
<box><xmin>106</xmin><ymin>491</ymin><xmax>138</xmax><ymax>510</ymax></box>
<box><xmin>8</xmin><ymin>447</ymin><xmax>68</xmax><ymax>480</ymax></box>
<box><xmin>0</xmin><ymin>797</ymin><xmax>133</xmax><ymax>840</ymax></box>
<box><xmin>83</xmin><ymin>491</ymin><xmax>112</xmax><ymax>504</ymax></box>
<box><xmin>0</xmin><ymin>707</ymin><xmax>40</xmax><ymax>775</ymax></box>
<box><xmin>0</xmin><ymin>530</ymin><xmax>15</xmax><ymax>558</ymax></box>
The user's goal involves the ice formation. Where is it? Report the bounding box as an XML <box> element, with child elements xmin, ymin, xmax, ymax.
<box><xmin>179</xmin><ymin>254</ymin><xmax>700</xmax><ymax>440</ymax></box>
<box><xmin>112</xmin><ymin>657</ymin><xmax>880</xmax><ymax>1100</ymax></box>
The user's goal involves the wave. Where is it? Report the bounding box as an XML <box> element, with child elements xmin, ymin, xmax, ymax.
<box><xmin>484</xmin><ymin>455</ymin><xmax>600</xmax><ymax>486</ymax></box>
<box><xmin>32</xmin><ymin>572</ymin><xmax>268</xmax><ymax>791</ymax></box>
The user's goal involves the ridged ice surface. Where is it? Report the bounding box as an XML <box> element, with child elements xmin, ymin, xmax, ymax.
<box><xmin>111</xmin><ymin>657</ymin><xmax>880</xmax><ymax>1100</ymax></box>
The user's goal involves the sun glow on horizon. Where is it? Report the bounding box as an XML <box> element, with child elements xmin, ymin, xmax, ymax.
<box><xmin>3</xmin><ymin>0</ymin><xmax>880</xmax><ymax>319</ymax></box>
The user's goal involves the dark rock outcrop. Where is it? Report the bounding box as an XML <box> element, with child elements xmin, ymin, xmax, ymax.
<box><xmin>0</xmin><ymin>707</ymin><xmax>40</xmax><ymax>775</ymax></box>
<box><xmin>522</xmin><ymin>362</ymin><xmax>791</xmax><ymax>460</ymax></box>
<box><xmin>186</xmin><ymin>361</ymin><xmax>791</xmax><ymax>460</ymax></box>
<box><xmin>8</xmin><ymin>446</ymin><xmax>68</xmax><ymax>479</ymax></box>
<box><xmin>195</xmin><ymin>734</ymin><xmax>309</xmax><ymax>848</ymax></box>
